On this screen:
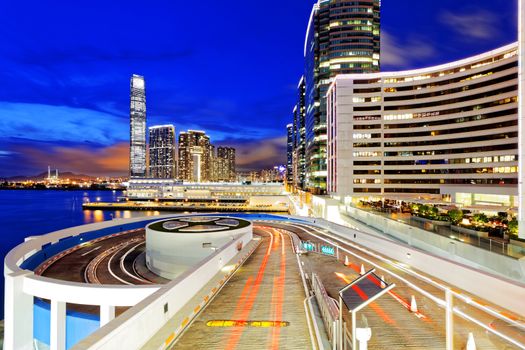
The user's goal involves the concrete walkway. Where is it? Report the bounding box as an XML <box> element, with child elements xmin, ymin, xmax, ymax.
<box><xmin>172</xmin><ymin>226</ymin><xmax>312</xmax><ymax>350</ymax></box>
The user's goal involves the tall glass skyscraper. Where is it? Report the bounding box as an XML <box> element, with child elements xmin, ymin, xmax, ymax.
<box><xmin>286</xmin><ymin>123</ymin><xmax>294</xmax><ymax>184</ymax></box>
<box><xmin>129</xmin><ymin>74</ymin><xmax>147</xmax><ymax>178</ymax></box>
<box><xmin>292</xmin><ymin>76</ymin><xmax>307</xmax><ymax>189</ymax></box>
<box><xmin>304</xmin><ymin>0</ymin><xmax>380</xmax><ymax>193</ymax></box>
<box><xmin>148</xmin><ymin>125</ymin><xmax>176</xmax><ymax>179</ymax></box>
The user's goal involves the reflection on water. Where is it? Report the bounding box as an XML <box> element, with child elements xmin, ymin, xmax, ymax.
<box><xmin>0</xmin><ymin>189</ymin><xmax>126</xmax><ymax>319</ymax></box>
<box><xmin>83</xmin><ymin>210</ymin><xmax>91</xmax><ymax>223</ymax></box>
<box><xmin>81</xmin><ymin>208</ymin><xmax>162</xmax><ymax>224</ymax></box>
<box><xmin>93</xmin><ymin>210</ymin><xmax>104</xmax><ymax>223</ymax></box>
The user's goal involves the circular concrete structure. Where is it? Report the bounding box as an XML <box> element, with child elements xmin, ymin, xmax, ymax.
<box><xmin>145</xmin><ymin>216</ymin><xmax>252</xmax><ymax>279</ymax></box>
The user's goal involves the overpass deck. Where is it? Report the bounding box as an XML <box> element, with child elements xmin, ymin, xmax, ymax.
<box><xmin>171</xmin><ymin>226</ymin><xmax>312</xmax><ymax>350</ymax></box>
<box><xmin>270</xmin><ymin>222</ymin><xmax>524</xmax><ymax>350</ymax></box>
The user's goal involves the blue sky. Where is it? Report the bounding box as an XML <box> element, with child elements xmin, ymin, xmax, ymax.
<box><xmin>0</xmin><ymin>0</ymin><xmax>518</xmax><ymax>176</ymax></box>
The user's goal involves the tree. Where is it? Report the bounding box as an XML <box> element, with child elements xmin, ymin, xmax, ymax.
<box><xmin>448</xmin><ymin>209</ymin><xmax>463</xmax><ymax>224</ymax></box>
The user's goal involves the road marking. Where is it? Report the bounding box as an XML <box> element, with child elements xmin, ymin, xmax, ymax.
<box><xmin>120</xmin><ymin>241</ymin><xmax>150</xmax><ymax>283</ymax></box>
<box><xmin>107</xmin><ymin>239</ymin><xmax>144</xmax><ymax>285</ymax></box>
<box><xmin>81</xmin><ymin>246</ymin><xmax>101</xmax><ymax>256</ymax></box>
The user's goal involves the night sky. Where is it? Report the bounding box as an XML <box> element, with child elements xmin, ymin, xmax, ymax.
<box><xmin>0</xmin><ymin>0</ymin><xmax>518</xmax><ymax>177</ymax></box>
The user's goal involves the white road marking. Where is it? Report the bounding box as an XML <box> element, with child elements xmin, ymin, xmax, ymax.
<box><xmin>120</xmin><ymin>242</ymin><xmax>150</xmax><ymax>283</ymax></box>
<box><xmin>81</xmin><ymin>246</ymin><xmax>101</xmax><ymax>257</ymax></box>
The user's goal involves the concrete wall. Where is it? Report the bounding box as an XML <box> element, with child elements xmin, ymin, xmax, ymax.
<box><xmin>74</xmin><ymin>231</ymin><xmax>252</xmax><ymax>349</ymax></box>
<box><xmin>286</xmin><ymin>211</ymin><xmax>525</xmax><ymax>316</ymax></box>
<box><xmin>3</xmin><ymin>213</ymin><xmax>256</xmax><ymax>350</ymax></box>
<box><xmin>146</xmin><ymin>220</ymin><xmax>252</xmax><ymax>279</ymax></box>
<box><xmin>343</xmin><ymin>205</ymin><xmax>525</xmax><ymax>283</ymax></box>
<box><xmin>33</xmin><ymin>299</ymin><xmax>100</xmax><ymax>350</ymax></box>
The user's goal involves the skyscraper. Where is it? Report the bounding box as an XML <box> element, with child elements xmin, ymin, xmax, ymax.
<box><xmin>148</xmin><ymin>125</ymin><xmax>176</xmax><ymax>179</ymax></box>
<box><xmin>286</xmin><ymin>123</ymin><xmax>294</xmax><ymax>184</ymax></box>
<box><xmin>292</xmin><ymin>76</ymin><xmax>306</xmax><ymax>189</ymax></box>
<box><xmin>304</xmin><ymin>0</ymin><xmax>380</xmax><ymax>193</ymax></box>
<box><xmin>217</xmin><ymin>146</ymin><xmax>236</xmax><ymax>182</ymax></box>
<box><xmin>178</xmin><ymin>130</ymin><xmax>212</xmax><ymax>182</ymax></box>
<box><xmin>129</xmin><ymin>74</ymin><xmax>147</xmax><ymax>178</ymax></box>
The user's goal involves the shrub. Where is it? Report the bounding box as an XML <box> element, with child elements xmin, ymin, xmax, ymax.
<box><xmin>448</xmin><ymin>209</ymin><xmax>463</xmax><ymax>224</ymax></box>
<box><xmin>472</xmin><ymin>213</ymin><xmax>489</xmax><ymax>224</ymax></box>
<box><xmin>508</xmin><ymin>218</ymin><xmax>518</xmax><ymax>236</ymax></box>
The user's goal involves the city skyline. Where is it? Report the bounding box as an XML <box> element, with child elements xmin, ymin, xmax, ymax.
<box><xmin>0</xmin><ymin>0</ymin><xmax>518</xmax><ymax>177</ymax></box>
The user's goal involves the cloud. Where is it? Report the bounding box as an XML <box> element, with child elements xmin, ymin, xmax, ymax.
<box><xmin>0</xmin><ymin>102</ymin><xmax>128</xmax><ymax>145</ymax></box>
<box><xmin>439</xmin><ymin>10</ymin><xmax>500</xmax><ymax>40</ymax></box>
<box><xmin>217</xmin><ymin>136</ymin><xmax>287</xmax><ymax>171</ymax></box>
<box><xmin>381</xmin><ymin>31</ymin><xmax>437</xmax><ymax>69</ymax></box>
<box><xmin>0</xmin><ymin>134</ymin><xmax>287</xmax><ymax>177</ymax></box>
<box><xmin>4</xmin><ymin>141</ymin><xmax>130</xmax><ymax>177</ymax></box>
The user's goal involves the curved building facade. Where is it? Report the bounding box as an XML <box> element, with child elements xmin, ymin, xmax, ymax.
<box><xmin>146</xmin><ymin>216</ymin><xmax>252</xmax><ymax>279</ymax></box>
<box><xmin>327</xmin><ymin>43</ymin><xmax>519</xmax><ymax>207</ymax></box>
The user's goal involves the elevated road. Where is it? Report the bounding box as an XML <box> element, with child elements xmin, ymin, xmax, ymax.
<box><xmin>267</xmin><ymin>221</ymin><xmax>525</xmax><ymax>350</ymax></box>
<box><xmin>172</xmin><ymin>226</ymin><xmax>312</xmax><ymax>350</ymax></box>
<box><xmin>36</xmin><ymin>228</ymin><xmax>168</xmax><ymax>285</ymax></box>
<box><xmin>29</xmin><ymin>217</ymin><xmax>525</xmax><ymax>349</ymax></box>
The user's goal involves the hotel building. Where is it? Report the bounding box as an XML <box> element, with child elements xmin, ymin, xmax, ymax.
<box><xmin>130</xmin><ymin>74</ymin><xmax>147</xmax><ymax>178</ymax></box>
<box><xmin>148</xmin><ymin>125</ymin><xmax>176</xmax><ymax>179</ymax></box>
<box><xmin>327</xmin><ymin>43</ymin><xmax>519</xmax><ymax>209</ymax></box>
<box><xmin>304</xmin><ymin>0</ymin><xmax>380</xmax><ymax>193</ymax></box>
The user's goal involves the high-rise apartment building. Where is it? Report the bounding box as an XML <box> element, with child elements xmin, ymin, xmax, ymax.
<box><xmin>304</xmin><ymin>0</ymin><xmax>380</xmax><ymax>193</ymax></box>
<box><xmin>178</xmin><ymin>130</ymin><xmax>212</xmax><ymax>182</ymax></box>
<box><xmin>216</xmin><ymin>146</ymin><xmax>236</xmax><ymax>182</ymax></box>
<box><xmin>130</xmin><ymin>74</ymin><xmax>147</xmax><ymax>178</ymax></box>
<box><xmin>292</xmin><ymin>76</ymin><xmax>307</xmax><ymax>189</ymax></box>
<box><xmin>148</xmin><ymin>125</ymin><xmax>176</xmax><ymax>179</ymax></box>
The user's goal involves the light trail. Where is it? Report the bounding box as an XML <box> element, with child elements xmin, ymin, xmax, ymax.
<box><xmin>80</xmin><ymin>245</ymin><xmax>101</xmax><ymax>257</ymax></box>
<box><xmin>284</xmin><ymin>222</ymin><xmax>525</xmax><ymax>350</ymax></box>
<box><xmin>270</xmin><ymin>229</ymin><xmax>286</xmax><ymax>350</ymax></box>
<box><xmin>335</xmin><ymin>272</ymin><xmax>396</xmax><ymax>326</ymax></box>
<box><xmin>119</xmin><ymin>241</ymin><xmax>151</xmax><ymax>284</ymax></box>
<box><xmin>225</xmin><ymin>228</ymin><xmax>274</xmax><ymax>349</ymax></box>
<box><xmin>345</xmin><ymin>262</ymin><xmax>428</xmax><ymax>320</ymax></box>
<box><xmin>107</xmin><ymin>238</ymin><xmax>144</xmax><ymax>285</ymax></box>
<box><xmin>295</xmin><ymin>222</ymin><xmax>525</xmax><ymax>332</ymax></box>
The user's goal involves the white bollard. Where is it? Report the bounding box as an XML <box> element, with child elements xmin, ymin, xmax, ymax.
<box><xmin>410</xmin><ymin>295</ymin><xmax>418</xmax><ymax>313</ymax></box>
<box><xmin>380</xmin><ymin>276</ymin><xmax>386</xmax><ymax>289</ymax></box>
<box><xmin>360</xmin><ymin>264</ymin><xmax>365</xmax><ymax>275</ymax></box>
<box><xmin>355</xmin><ymin>327</ymin><xmax>372</xmax><ymax>350</ymax></box>
<box><xmin>466</xmin><ymin>332</ymin><xmax>476</xmax><ymax>350</ymax></box>
<box><xmin>344</xmin><ymin>256</ymin><xmax>350</xmax><ymax>266</ymax></box>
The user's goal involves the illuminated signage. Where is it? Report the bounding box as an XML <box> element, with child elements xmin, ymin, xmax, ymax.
<box><xmin>321</xmin><ymin>245</ymin><xmax>335</xmax><ymax>256</ymax></box>
<box><xmin>302</xmin><ymin>241</ymin><xmax>315</xmax><ymax>252</ymax></box>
